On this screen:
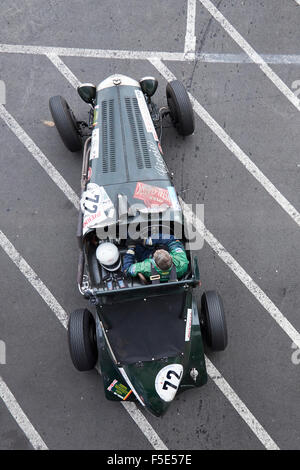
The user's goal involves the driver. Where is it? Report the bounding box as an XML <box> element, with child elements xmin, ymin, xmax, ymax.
<box><xmin>122</xmin><ymin>235</ymin><xmax>189</xmax><ymax>282</ymax></box>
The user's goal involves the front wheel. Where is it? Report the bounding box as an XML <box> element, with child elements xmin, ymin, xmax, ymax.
<box><xmin>68</xmin><ymin>308</ymin><xmax>98</xmax><ymax>371</ymax></box>
<box><xmin>49</xmin><ymin>95</ymin><xmax>82</xmax><ymax>152</ymax></box>
<box><xmin>201</xmin><ymin>291</ymin><xmax>228</xmax><ymax>351</ymax></box>
<box><xmin>166</xmin><ymin>80</ymin><xmax>195</xmax><ymax>136</ymax></box>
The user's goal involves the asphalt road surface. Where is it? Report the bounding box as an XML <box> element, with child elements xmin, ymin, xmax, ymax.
<box><xmin>0</xmin><ymin>0</ymin><xmax>299</xmax><ymax>450</ymax></box>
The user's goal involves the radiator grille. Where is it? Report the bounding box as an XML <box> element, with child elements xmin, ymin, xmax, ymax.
<box><xmin>101</xmin><ymin>99</ymin><xmax>116</xmax><ymax>173</ymax></box>
<box><xmin>125</xmin><ymin>97</ymin><xmax>151</xmax><ymax>169</ymax></box>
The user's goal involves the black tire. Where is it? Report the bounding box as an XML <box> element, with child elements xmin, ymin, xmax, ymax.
<box><xmin>201</xmin><ymin>291</ymin><xmax>228</xmax><ymax>351</ymax></box>
<box><xmin>49</xmin><ymin>95</ymin><xmax>82</xmax><ymax>152</ymax></box>
<box><xmin>68</xmin><ymin>308</ymin><xmax>98</xmax><ymax>371</ymax></box>
<box><xmin>166</xmin><ymin>80</ymin><xmax>195</xmax><ymax>136</ymax></box>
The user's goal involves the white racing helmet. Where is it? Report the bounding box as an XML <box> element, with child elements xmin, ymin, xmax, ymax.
<box><xmin>96</xmin><ymin>242</ymin><xmax>121</xmax><ymax>271</ymax></box>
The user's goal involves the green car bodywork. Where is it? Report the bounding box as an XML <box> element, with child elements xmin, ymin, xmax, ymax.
<box><xmin>77</xmin><ymin>75</ymin><xmax>209</xmax><ymax>417</ymax></box>
<box><xmin>96</xmin><ymin>287</ymin><xmax>208</xmax><ymax>417</ymax></box>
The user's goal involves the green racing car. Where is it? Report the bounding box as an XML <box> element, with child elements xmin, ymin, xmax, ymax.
<box><xmin>49</xmin><ymin>74</ymin><xmax>228</xmax><ymax>417</ymax></box>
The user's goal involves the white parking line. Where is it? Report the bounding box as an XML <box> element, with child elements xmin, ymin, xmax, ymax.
<box><xmin>0</xmin><ymin>376</ymin><xmax>48</xmax><ymax>450</ymax></box>
<box><xmin>185</xmin><ymin>0</ymin><xmax>197</xmax><ymax>56</ymax></box>
<box><xmin>0</xmin><ymin>228</ymin><xmax>278</xmax><ymax>449</ymax></box>
<box><xmin>198</xmin><ymin>0</ymin><xmax>300</xmax><ymax>112</ymax></box>
<box><xmin>46</xmin><ymin>53</ymin><xmax>81</xmax><ymax>89</ymax></box>
<box><xmin>0</xmin><ymin>230</ymin><xmax>69</xmax><ymax>329</ymax></box>
<box><xmin>1</xmin><ymin>42</ymin><xmax>300</xmax><ymax>65</ymax></box>
<box><xmin>193</xmin><ymin>53</ymin><xmax>300</xmax><ymax>65</ymax></box>
<box><xmin>0</xmin><ymin>43</ymin><xmax>185</xmax><ymax>61</ymax></box>
<box><xmin>0</xmin><ymin>229</ymin><xmax>167</xmax><ymax>451</ymax></box>
<box><xmin>0</xmin><ymin>105</ymin><xmax>80</xmax><ymax>211</ymax></box>
<box><xmin>121</xmin><ymin>402</ymin><xmax>168</xmax><ymax>450</ymax></box>
<box><xmin>149</xmin><ymin>58</ymin><xmax>300</xmax><ymax>228</ymax></box>
<box><xmin>294</xmin><ymin>0</ymin><xmax>300</xmax><ymax>5</ymax></box>
<box><xmin>205</xmin><ymin>358</ymin><xmax>278</xmax><ymax>450</ymax></box>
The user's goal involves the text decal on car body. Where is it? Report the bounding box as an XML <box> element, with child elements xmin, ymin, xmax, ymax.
<box><xmin>107</xmin><ymin>379</ymin><xmax>132</xmax><ymax>400</ymax></box>
<box><xmin>135</xmin><ymin>89</ymin><xmax>158</xmax><ymax>141</ymax></box>
<box><xmin>90</xmin><ymin>128</ymin><xmax>99</xmax><ymax>160</ymax></box>
<box><xmin>185</xmin><ymin>308</ymin><xmax>192</xmax><ymax>342</ymax></box>
<box><xmin>81</xmin><ymin>183</ymin><xmax>115</xmax><ymax>234</ymax></box>
<box><xmin>147</xmin><ymin>140</ymin><xmax>168</xmax><ymax>176</ymax></box>
<box><xmin>155</xmin><ymin>364</ymin><xmax>183</xmax><ymax>402</ymax></box>
<box><xmin>133</xmin><ymin>182</ymin><xmax>172</xmax><ymax>208</ymax></box>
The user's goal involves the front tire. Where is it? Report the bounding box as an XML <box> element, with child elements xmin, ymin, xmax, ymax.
<box><xmin>201</xmin><ymin>291</ymin><xmax>228</xmax><ymax>351</ymax></box>
<box><xmin>166</xmin><ymin>80</ymin><xmax>195</xmax><ymax>136</ymax></box>
<box><xmin>49</xmin><ymin>95</ymin><xmax>82</xmax><ymax>152</ymax></box>
<box><xmin>68</xmin><ymin>308</ymin><xmax>98</xmax><ymax>371</ymax></box>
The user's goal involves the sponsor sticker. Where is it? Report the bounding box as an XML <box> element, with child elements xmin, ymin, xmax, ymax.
<box><xmin>90</xmin><ymin>128</ymin><xmax>99</xmax><ymax>160</ymax></box>
<box><xmin>81</xmin><ymin>183</ymin><xmax>115</xmax><ymax>234</ymax></box>
<box><xmin>133</xmin><ymin>182</ymin><xmax>172</xmax><ymax>208</ymax></box>
<box><xmin>107</xmin><ymin>380</ymin><xmax>132</xmax><ymax>400</ymax></box>
<box><xmin>185</xmin><ymin>308</ymin><xmax>192</xmax><ymax>342</ymax></box>
<box><xmin>155</xmin><ymin>364</ymin><xmax>183</xmax><ymax>402</ymax></box>
<box><xmin>135</xmin><ymin>89</ymin><xmax>158</xmax><ymax>140</ymax></box>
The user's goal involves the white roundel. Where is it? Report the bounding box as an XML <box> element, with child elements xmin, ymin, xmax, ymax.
<box><xmin>155</xmin><ymin>364</ymin><xmax>183</xmax><ymax>402</ymax></box>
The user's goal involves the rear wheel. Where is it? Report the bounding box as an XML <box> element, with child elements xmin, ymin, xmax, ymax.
<box><xmin>166</xmin><ymin>80</ymin><xmax>195</xmax><ymax>136</ymax></box>
<box><xmin>201</xmin><ymin>291</ymin><xmax>228</xmax><ymax>351</ymax></box>
<box><xmin>49</xmin><ymin>95</ymin><xmax>82</xmax><ymax>152</ymax></box>
<box><xmin>68</xmin><ymin>308</ymin><xmax>98</xmax><ymax>371</ymax></box>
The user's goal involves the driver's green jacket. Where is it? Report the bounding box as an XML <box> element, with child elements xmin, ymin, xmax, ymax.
<box><xmin>123</xmin><ymin>236</ymin><xmax>189</xmax><ymax>281</ymax></box>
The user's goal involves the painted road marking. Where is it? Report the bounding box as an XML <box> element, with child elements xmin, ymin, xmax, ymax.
<box><xmin>149</xmin><ymin>58</ymin><xmax>300</xmax><ymax>228</ymax></box>
<box><xmin>0</xmin><ymin>43</ymin><xmax>185</xmax><ymax>61</ymax></box>
<box><xmin>0</xmin><ymin>105</ymin><xmax>80</xmax><ymax>211</ymax></box>
<box><xmin>192</xmin><ymin>53</ymin><xmax>300</xmax><ymax>64</ymax></box>
<box><xmin>185</xmin><ymin>0</ymin><xmax>197</xmax><ymax>56</ymax></box>
<box><xmin>1</xmin><ymin>42</ymin><xmax>300</xmax><ymax>65</ymax></box>
<box><xmin>0</xmin><ymin>228</ymin><xmax>279</xmax><ymax>450</ymax></box>
<box><xmin>0</xmin><ymin>230</ymin><xmax>69</xmax><ymax>329</ymax></box>
<box><xmin>205</xmin><ymin>358</ymin><xmax>279</xmax><ymax>450</ymax></box>
<box><xmin>46</xmin><ymin>53</ymin><xmax>81</xmax><ymax>89</ymax></box>
<box><xmin>198</xmin><ymin>0</ymin><xmax>300</xmax><ymax>111</ymax></box>
<box><xmin>0</xmin><ymin>377</ymin><xmax>48</xmax><ymax>450</ymax></box>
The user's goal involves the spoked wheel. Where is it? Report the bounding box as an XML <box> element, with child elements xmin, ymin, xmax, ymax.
<box><xmin>166</xmin><ymin>80</ymin><xmax>195</xmax><ymax>136</ymax></box>
<box><xmin>49</xmin><ymin>95</ymin><xmax>82</xmax><ymax>152</ymax></box>
<box><xmin>68</xmin><ymin>308</ymin><xmax>98</xmax><ymax>371</ymax></box>
<box><xmin>200</xmin><ymin>291</ymin><xmax>228</xmax><ymax>351</ymax></box>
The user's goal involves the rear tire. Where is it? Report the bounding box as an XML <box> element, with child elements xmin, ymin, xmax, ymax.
<box><xmin>49</xmin><ymin>95</ymin><xmax>82</xmax><ymax>152</ymax></box>
<box><xmin>68</xmin><ymin>308</ymin><xmax>98</xmax><ymax>371</ymax></box>
<box><xmin>166</xmin><ymin>80</ymin><xmax>195</xmax><ymax>136</ymax></box>
<box><xmin>201</xmin><ymin>291</ymin><xmax>228</xmax><ymax>351</ymax></box>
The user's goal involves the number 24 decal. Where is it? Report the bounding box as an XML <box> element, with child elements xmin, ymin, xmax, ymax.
<box><xmin>162</xmin><ymin>370</ymin><xmax>182</xmax><ymax>390</ymax></box>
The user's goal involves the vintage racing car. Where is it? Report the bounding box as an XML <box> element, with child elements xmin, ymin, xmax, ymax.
<box><xmin>49</xmin><ymin>74</ymin><xmax>228</xmax><ymax>416</ymax></box>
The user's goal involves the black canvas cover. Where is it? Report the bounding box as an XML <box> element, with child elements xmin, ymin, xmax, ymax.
<box><xmin>103</xmin><ymin>291</ymin><xmax>186</xmax><ymax>364</ymax></box>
